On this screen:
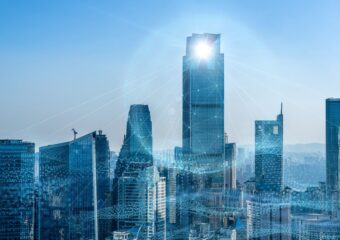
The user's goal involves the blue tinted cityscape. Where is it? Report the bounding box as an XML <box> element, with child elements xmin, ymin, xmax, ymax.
<box><xmin>1</xmin><ymin>2</ymin><xmax>340</xmax><ymax>240</ymax></box>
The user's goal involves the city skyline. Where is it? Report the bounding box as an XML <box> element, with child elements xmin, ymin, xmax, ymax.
<box><xmin>2</xmin><ymin>1</ymin><xmax>340</xmax><ymax>151</ymax></box>
<box><xmin>1</xmin><ymin>17</ymin><xmax>340</xmax><ymax>238</ymax></box>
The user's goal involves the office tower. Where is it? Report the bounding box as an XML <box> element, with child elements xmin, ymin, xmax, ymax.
<box><xmin>246</xmin><ymin>193</ymin><xmax>291</xmax><ymax>240</ymax></box>
<box><xmin>114</xmin><ymin>104</ymin><xmax>166</xmax><ymax>239</ymax></box>
<box><xmin>117</xmin><ymin>167</ymin><xmax>166</xmax><ymax>240</ymax></box>
<box><xmin>113</xmin><ymin>105</ymin><xmax>153</xmax><ymax>231</ymax></box>
<box><xmin>326</xmin><ymin>98</ymin><xmax>340</xmax><ymax>194</ymax></box>
<box><xmin>0</xmin><ymin>139</ymin><xmax>35</xmax><ymax>240</ymax></box>
<box><xmin>255</xmin><ymin>105</ymin><xmax>283</xmax><ymax>192</ymax></box>
<box><xmin>39</xmin><ymin>131</ymin><xmax>111</xmax><ymax>240</ymax></box>
<box><xmin>155</xmin><ymin>149</ymin><xmax>176</xmax><ymax>239</ymax></box>
<box><xmin>174</xmin><ymin>146</ymin><xmax>190</xmax><ymax>239</ymax></box>
<box><xmin>159</xmin><ymin>165</ymin><xmax>177</xmax><ymax>239</ymax></box>
<box><xmin>225</xmin><ymin>142</ymin><xmax>236</xmax><ymax>190</ymax></box>
<box><xmin>180</xmin><ymin>33</ymin><xmax>225</xmax><ymax>230</ymax></box>
<box><xmin>114</xmin><ymin>104</ymin><xmax>153</xmax><ymax>178</ymax></box>
<box><xmin>39</xmin><ymin>141</ymin><xmax>70</xmax><ymax>240</ymax></box>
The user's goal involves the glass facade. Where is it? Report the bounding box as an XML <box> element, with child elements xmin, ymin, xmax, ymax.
<box><xmin>114</xmin><ymin>104</ymin><xmax>166</xmax><ymax>239</ymax></box>
<box><xmin>255</xmin><ymin>107</ymin><xmax>283</xmax><ymax>192</ymax></box>
<box><xmin>325</xmin><ymin>98</ymin><xmax>340</xmax><ymax>193</ymax></box>
<box><xmin>0</xmin><ymin>139</ymin><xmax>35</xmax><ymax>240</ymax></box>
<box><xmin>39</xmin><ymin>142</ymin><xmax>70</xmax><ymax>240</ymax></box>
<box><xmin>117</xmin><ymin>167</ymin><xmax>166</xmax><ymax>240</ymax></box>
<box><xmin>115</xmin><ymin>104</ymin><xmax>153</xmax><ymax>178</ymax></box>
<box><xmin>181</xmin><ymin>33</ymin><xmax>225</xmax><ymax>232</ymax></box>
<box><xmin>39</xmin><ymin>131</ymin><xmax>111</xmax><ymax>240</ymax></box>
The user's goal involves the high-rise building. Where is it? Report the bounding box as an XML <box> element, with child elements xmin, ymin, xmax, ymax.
<box><xmin>325</xmin><ymin>98</ymin><xmax>340</xmax><ymax>194</ymax></box>
<box><xmin>39</xmin><ymin>131</ymin><xmax>111</xmax><ymax>240</ymax></box>
<box><xmin>113</xmin><ymin>103</ymin><xmax>153</xmax><ymax>204</ymax></box>
<box><xmin>113</xmin><ymin>105</ymin><xmax>153</xmax><ymax>231</ymax></box>
<box><xmin>117</xmin><ymin>167</ymin><xmax>166</xmax><ymax>240</ymax></box>
<box><xmin>114</xmin><ymin>104</ymin><xmax>153</xmax><ymax>178</ymax></box>
<box><xmin>39</xmin><ymin>141</ymin><xmax>70</xmax><ymax>240</ymax></box>
<box><xmin>225</xmin><ymin>143</ymin><xmax>236</xmax><ymax>190</ymax></box>
<box><xmin>160</xmin><ymin>166</ymin><xmax>176</xmax><ymax>240</ymax></box>
<box><xmin>255</xmin><ymin>105</ymin><xmax>283</xmax><ymax>192</ymax></box>
<box><xmin>246</xmin><ymin>193</ymin><xmax>291</xmax><ymax>240</ymax></box>
<box><xmin>180</xmin><ymin>33</ymin><xmax>225</xmax><ymax>231</ymax></box>
<box><xmin>0</xmin><ymin>139</ymin><xmax>35</xmax><ymax>240</ymax></box>
<box><xmin>114</xmin><ymin>104</ymin><xmax>166</xmax><ymax>239</ymax></box>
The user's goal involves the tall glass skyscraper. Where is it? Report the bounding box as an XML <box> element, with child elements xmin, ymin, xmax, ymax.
<box><xmin>255</xmin><ymin>105</ymin><xmax>283</xmax><ymax>192</ymax></box>
<box><xmin>0</xmin><ymin>139</ymin><xmax>35</xmax><ymax>240</ymax></box>
<box><xmin>114</xmin><ymin>104</ymin><xmax>153</xmax><ymax>177</ymax></box>
<box><xmin>325</xmin><ymin>98</ymin><xmax>340</xmax><ymax>194</ymax></box>
<box><xmin>114</xmin><ymin>104</ymin><xmax>166</xmax><ymax>239</ymax></box>
<box><xmin>39</xmin><ymin>141</ymin><xmax>70</xmax><ymax>240</ymax></box>
<box><xmin>39</xmin><ymin>131</ymin><xmax>111</xmax><ymax>240</ymax></box>
<box><xmin>113</xmin><ymin>105</ymin><xmax>153</xmax><ymax>232</ymax></box>
<box><xmin>180</xmin><ymin>33</ymin><xmax>225</xmax><ymax>232</ymax></box>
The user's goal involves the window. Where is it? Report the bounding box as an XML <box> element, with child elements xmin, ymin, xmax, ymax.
<box><xmin>273</xmin><ymin>125</ymin><xmax>279</xmax><ymax>135</ymax></box>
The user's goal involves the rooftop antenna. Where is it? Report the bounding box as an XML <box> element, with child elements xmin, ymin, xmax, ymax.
<box><xmin>280</xmin><ymin>102</ymin><xmax>283</xmax><ymax>115</ymax></box>
<box><xmin>72</xmin><ymin>128</ymin><xmax>78</xmax><ymax>140</ymax></box>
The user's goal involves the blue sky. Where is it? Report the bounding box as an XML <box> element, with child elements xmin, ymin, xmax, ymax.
<box><xmin>1</xmin><ymin>1</ymin><xmax>340</xmax><ymax>150</ymax></box>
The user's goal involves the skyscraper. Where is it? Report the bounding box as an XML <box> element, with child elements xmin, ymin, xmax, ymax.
<box><xmin>180</xmin><ymin>33</ymin><xmax>225</xmax><ymax>231</ymax></box>
<box><xmin>255</xmin><ymin>105</ymin><xmax>283</xmax><ymax>192</ymax></box>
<box><xmin>0</xmin><ymin>139</ymin><xmax>35</xmax><ymax>240</ymax></box>
<box><xmin>113</xmin><ymin>104</ymin><xmax>153</xmax><ymax>231</ymax></box>
<box><xmin>117</xmin><ymin>167</ymin><xmax>166</xmax><ymax>240</ymax></box>
<box><xmin>225</xmin><ymin>142</ymin><xmax>236</xmax><ymax>190</ymax></box>
<box><xmin>114</xmin><ymin>104</ymin><xmax>153</xmax><ymax>178</ymax></box>
<box><xmin>325</xmin><ymin>98</ymin><xmax>340</xmax><ymax>194</ymax></box>
<box><xmin>39</xmin><ymin>141</ymin><xmax>70</xmax><ymax>240</ymax></box>
<box><xmin>246</xmin><ymin>193</ymin><xmax>291</xmax><ymax>240</ymax></box>
<box><xmin>39</xmin><ymin>131</ymin><xmax>111</xmax><ymax>240</ymax></box>
<box><xmin>114</xmin><ymin>104</ymin><xmax>166</xmax><ymax>239</ymax></box>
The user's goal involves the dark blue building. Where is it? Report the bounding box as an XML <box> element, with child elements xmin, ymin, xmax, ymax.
<box><xmin>0</xmin><ymin>139</ymin><xmax>35</xmax><ymax>240</ymax></box>
<box><xmin>325</xmin><ymin>98</ymin><xmax>340</xmax><ymax>194</ymax></box>
<box><xmin>39</xmin><ymin>141</ymin><xmax>69</xmax><ymax>240</ymax></box>
<box><xmin>255</xmin><ymin>105</ymin><xmax>283</xmax><ymax>192</ymax></box>
<box><xmin>39</xmin><ymin>131</ymin><xmax>111</xmax><ymax>240</ymax></box>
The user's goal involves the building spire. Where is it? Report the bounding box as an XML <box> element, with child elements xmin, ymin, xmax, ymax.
<box><xmin>280</xmin><ymin>102</ymin><xmax>283</xmax><ymax>115</ymax></box>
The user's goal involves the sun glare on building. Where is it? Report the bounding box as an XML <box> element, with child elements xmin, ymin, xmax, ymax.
<box><xmin>194</xmin><ymin>41</ymin><xmax>212</xmax><ymax>59</ymax></box>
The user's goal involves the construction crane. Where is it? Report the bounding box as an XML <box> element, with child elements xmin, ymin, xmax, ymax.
<box><xmin>72</xmin><ymin>128</ymin><xmax>78</xmax><ymax>140</ymax></box>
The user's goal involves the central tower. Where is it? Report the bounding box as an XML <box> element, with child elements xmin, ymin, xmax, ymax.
<box><xmin>181</xmin><ymin>33</ymin><xmax>225</xmax><ymax>230</ymax></box>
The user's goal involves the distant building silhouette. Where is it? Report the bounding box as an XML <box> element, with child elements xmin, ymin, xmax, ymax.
<box><xmin>326</xmin><ymin>98</ymin><xmax>340</xmax><ymax>194</ymax></box>
<box><xmin>255</xmin><ymin>105</ymin><xmax>283</xmax><ymax>192</ymax></box>
<box><xmin>325</xmin><ymin>98</ymin><xmax>340</xmax><ymax>217</ymax></box>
